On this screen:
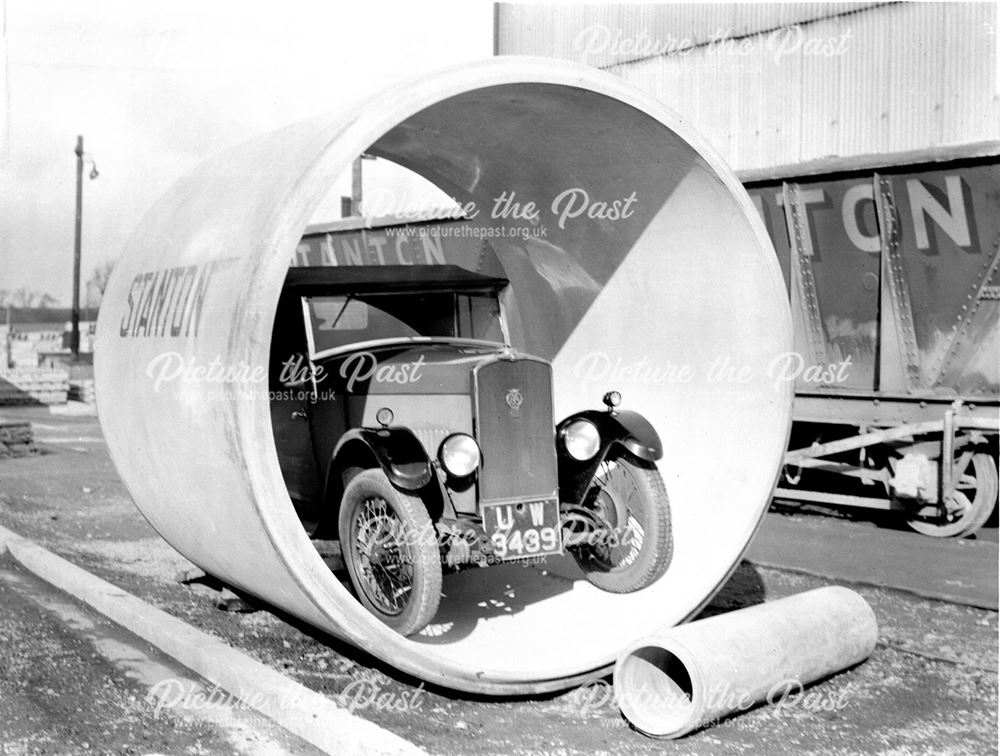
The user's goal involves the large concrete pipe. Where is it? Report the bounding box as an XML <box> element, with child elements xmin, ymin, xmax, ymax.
<box><xmin>95</xmin><ymin>57</ymin><xmax>792</xmax><ymax>694</ymax></box>
<box><xmin>614</xmin><ymin>587</ymin><xmax>879</xmax><ymax>738</ymax></box>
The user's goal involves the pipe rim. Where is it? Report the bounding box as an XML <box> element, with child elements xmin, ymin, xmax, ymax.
<box><xmin>614</xmin><ymin>638</ymin><xmax>705</xmax><ymax>738</ymax></box>
<box><xmin>98</xmin><ymin>56</ymin><xmax>793</xmax><ymax>694</ymax></box>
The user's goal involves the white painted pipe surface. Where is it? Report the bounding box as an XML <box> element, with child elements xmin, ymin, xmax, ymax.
<box><xmin>614</xmin><ymin>587</ymin><xmax>879</xmax><ymax>737</ymax></box>
<box><xmin>95</xmin><ymin>57</ymin><xmax>792</xmax><ymax>694</ymax></box>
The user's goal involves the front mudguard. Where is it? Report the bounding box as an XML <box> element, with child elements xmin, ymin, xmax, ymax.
<box><xmin>557</xmin><ymin>409</ymin><xmax>663</xmax><ymax>505</ymax></box>
<box><xmin>323</xmin><ymin>427</ymin><xmax>433</xmax><ymax>507</ymax></box>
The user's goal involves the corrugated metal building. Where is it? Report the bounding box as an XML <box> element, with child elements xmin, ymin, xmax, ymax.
<box><xmin>495</xmin><ymin>2</ymin><xmax>1000</xmax><ymax>171</ymax></box>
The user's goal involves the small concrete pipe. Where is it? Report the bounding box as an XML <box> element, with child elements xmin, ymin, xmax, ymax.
<box><xmin>614</xmin><ymin>587</ymin><xmax>878</xmax><ymax>738</ymax></box>
<box><xmin>96</xmin><ymin>57</ymin><xmax>792</xmax><ymax>694</ymax></box>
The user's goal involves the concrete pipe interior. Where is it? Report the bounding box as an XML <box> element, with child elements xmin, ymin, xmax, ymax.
<box><xmin>615</xmin><ymin>645</ymin><xmax>698</xmax><ymax>736</ymax></box>
<box><xmin>96</xmin><ymin>57</ymin><xmax>792</xmax><ymax>694</ymax></box>
<box><xmin>615</xmin><ymin>645</ymin><xmax>705</xmax><ymax>735</ymax></box>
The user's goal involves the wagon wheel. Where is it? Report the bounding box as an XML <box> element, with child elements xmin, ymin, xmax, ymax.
<box><xmin>907</xmin><ymin>452</ymin><xmax>998</xmax><ymax>538</ymax></box>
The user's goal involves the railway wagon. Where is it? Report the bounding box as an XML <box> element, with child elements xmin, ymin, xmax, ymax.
<box><xmin>743</xmin><ymin>145</ymin><xmax>999</xmax><ymax>537</ymax></box>
<box><xmin>293</xmin><ymin>143</ymin><xmax>998</xmax><ymax>537</ymax></box>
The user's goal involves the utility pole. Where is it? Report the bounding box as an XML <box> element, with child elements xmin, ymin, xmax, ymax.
<box><xmin>340</xmin><ymin>154</ymin><xmax>373</xmax><ymax>218</ymax></box>
<box><xmin>351</xmin><ymin>155</ymin><xmax>363</xmax><ymax>215</ymax></box>
<box><xmin>341</xmin><ymin>156</ymin><xmax>364</xmax><ymax>217</ymax></box>
<box><xmin>5</xmin><ymin>302</ymin><xmax>11</xmax><ymax>369</ymax></box>
<box><xmin>71</xmin><ymin>135</ymin><xmax>84</xmax><ymax>361</ymax></box>
<box><xmin>71</xmin><ymin>135</ymin><xmax>98</xmax><ymax>361</ymax></box>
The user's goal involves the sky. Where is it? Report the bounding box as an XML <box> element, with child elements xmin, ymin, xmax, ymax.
<box><xmin>0</xmin><ymin>0</ymin><xmax>494</xmax><ymax>304</ymax></box>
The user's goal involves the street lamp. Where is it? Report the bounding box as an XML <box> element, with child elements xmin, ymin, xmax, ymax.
<box><xmin>72</xmin><ymin>135</ymin><xmax>99</xmax><ymax>361</ymax></box>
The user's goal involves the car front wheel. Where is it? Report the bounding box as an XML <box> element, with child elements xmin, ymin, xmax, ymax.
<box><xmin>565</xmin><ymin>454</ymin><xmax>673</xmax><ymax>593</ymax></box>
<box><xmin>337</xmin><ymin>469</ymin><xmax>442</xmax><ymax>636</ymax></box>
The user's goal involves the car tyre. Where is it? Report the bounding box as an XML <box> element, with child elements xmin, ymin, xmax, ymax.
<box><xmin>568</xmin><ymin>454</ymin><xmax>673</xmax><ymax>593</ymax></box>
<box><xmin>338</xmin><ymin>469</ymin><xmax>442</xmax><ymax>635</ymax></box>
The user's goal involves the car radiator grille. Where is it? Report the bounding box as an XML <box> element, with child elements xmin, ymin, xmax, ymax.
<box><xmin>474</xmin><ymin>358</ymin><xmax>558</xmax><ymax>502</ymax></box>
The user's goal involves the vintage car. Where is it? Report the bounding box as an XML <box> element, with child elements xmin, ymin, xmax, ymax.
<box><xmin>269</xmin><ymin>265</ymin><xmax>673</xmax><ymax>635</ymax></box>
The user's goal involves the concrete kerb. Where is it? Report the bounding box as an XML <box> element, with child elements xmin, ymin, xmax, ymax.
<box><xmin>0</xmin><ymin>524</ymin><xmax>425</xmax><ymax>756</ymax></box>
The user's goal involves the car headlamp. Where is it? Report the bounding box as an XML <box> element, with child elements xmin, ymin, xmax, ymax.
<box><xmin>439</xmin><ymin>434</ymin><xmax>481</xmax><ymax>477</ymax></box>
<box><xmin>562</xmin><ymin>419</ymin><xmax>601</xmax><ymax>461</ymax></box>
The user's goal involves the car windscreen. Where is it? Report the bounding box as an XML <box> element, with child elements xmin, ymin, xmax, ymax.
<box><xmin>303</xmin><ymin>290</ymin><xmax>504</xmax><ymax>356</ymax></box>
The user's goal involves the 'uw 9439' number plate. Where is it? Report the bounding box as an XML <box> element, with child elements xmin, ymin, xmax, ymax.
<box><xmin>482</xmin><ymin>497</ymin><xmax>563</xmax><ymax>561</ymax></box>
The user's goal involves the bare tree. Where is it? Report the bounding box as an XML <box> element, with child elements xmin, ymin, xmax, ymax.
<box><xmin>11</xmin><ymin>289</ymin><xmax>37</xmax><ymax>307</ymax></box>
<box><xmin>86</xmin><ymin>260</ymin><xmax>116</xmax><ymax>308</ymax></box>
<box><xmin>1</xmin><ymin>289</ymin><xmax>59</xmax><ymax>308</ymax></box>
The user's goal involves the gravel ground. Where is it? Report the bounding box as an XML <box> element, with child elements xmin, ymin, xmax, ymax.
<box><xmin>0</xmin><ymin>407</ymin><xmax>997</xmax><ymax>755</ymax></box>
<box><xmin>0</xmin><ymin>554</ymin><xmax>222</xmax><ymax>756</ymax></box>
<box><xmin>0</xmin><ymin>554</ymin><xmax>321</xmax><ymax>756</ymax></box>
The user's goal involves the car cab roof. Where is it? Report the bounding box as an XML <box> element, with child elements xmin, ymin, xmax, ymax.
<box><xmin>282</xmin><ymin>265</ymin><xmax>509</xmax><ymax>294</ymax></box>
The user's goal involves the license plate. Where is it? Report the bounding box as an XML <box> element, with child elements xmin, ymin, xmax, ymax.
<box><xmin>481</xmin><ymin>497</ymin><xmax>563</xmax><ymax>561</ymax></box>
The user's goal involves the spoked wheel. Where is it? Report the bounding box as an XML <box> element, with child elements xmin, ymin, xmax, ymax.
<box><xmin>566</xmin><ymin>454</ymin><xmax>672</xmax><ymax>593</ymax></box>
<box><xmin>907</xmin><ymin>452</ymin><xmax>998</xmax><ymax>538</ymax></box>
<box><xmin>338</xmin><ymin>469</ymin><xmax>441</xmax><ymax>635</ymax></box>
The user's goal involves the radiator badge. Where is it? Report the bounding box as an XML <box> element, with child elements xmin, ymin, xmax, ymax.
<box><xmin>505</xmin><ymin>388</ymin><xmax>524</xmax><ymax>416</ymax></box>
